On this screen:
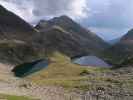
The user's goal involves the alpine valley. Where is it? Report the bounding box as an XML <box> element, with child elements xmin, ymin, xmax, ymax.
<box><xmin>0</xmin><ymin>4</ymin><xmax>132</xmax><ymax>100</ymax></box>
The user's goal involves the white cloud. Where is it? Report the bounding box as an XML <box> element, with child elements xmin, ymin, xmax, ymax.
<box><xmin>0</xmin><ymin>0</ymin><xmax>35</xmax><ymax>23</ymax></box>
<box><xmin>70</xmin><ymin>0</ymin><xmax>88</xmax><ymax>18</ymax></box>
<box><xmin>0</xmin><ymin>0</ymin><xmax>88</xmax><ymax>24</ymax></box>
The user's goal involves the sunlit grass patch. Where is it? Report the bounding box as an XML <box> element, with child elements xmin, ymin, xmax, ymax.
<box><xmin>27</xmin><ymin>52</ymin><xmax>112</xmax><ymax>91</ymax></box>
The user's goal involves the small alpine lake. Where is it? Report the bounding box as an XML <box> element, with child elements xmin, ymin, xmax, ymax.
<box><xmin>72</xmin><ymin>55</ymin><xmax>112</xmax><ymax>68</ymax></box>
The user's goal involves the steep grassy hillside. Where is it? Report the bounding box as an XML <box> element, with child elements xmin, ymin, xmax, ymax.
<box><xmin>0</xmin><ymin>40</ymin><xmax>43</xmax><ymax>64</ymax></box>
<box><xmin>0</xmin><ymin>5</ymin><xmax>43</xmax><ymax>64</ymax></box>
<box><xmin>0</xmin><ymin>5</ymin><xmax>39</xmax><ymax>43</ymax></box>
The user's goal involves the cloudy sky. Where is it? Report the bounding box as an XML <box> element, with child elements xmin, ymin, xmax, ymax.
<box><xmin>0</xmin><ymin>0</ymin><xmax>133</xmax><ymax>41</ymax></box>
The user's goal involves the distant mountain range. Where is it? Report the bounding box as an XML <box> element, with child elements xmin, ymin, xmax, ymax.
<box><xmin>108</xmin><ymin>37</ymin><xmax>121</xmax><ymax>45</ymax></box>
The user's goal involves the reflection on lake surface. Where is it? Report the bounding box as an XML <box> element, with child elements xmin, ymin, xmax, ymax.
<box><xmin>72</xmin><ymin>56</ymin><xmax>112</xmax><ymax>68</ymax></box>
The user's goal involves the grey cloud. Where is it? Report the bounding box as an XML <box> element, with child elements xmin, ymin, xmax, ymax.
<box><xmin>0</xmin><ymin>0</ymin><xmax>88</xmax><ymax>24</ymax></box>
<box><xmin>83</xmin><ymin>0</ymin><xmax>133</xmax><ymax>29</ymax></box>
<box><xmin>0</xmin><ymin>0</ymin><xmax>133</xmax><ymax>40</ymax></box>
<box><xmin>79</xmin><ymin>0</ymin><xmax>133</xmax><ymax>41</ymax></box>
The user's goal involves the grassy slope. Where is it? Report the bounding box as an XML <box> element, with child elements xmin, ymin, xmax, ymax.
<box><xmin>0</xmin><ymin>94</ymin><xmax>37</xmax><ymax>100</ymax></box>
<box><xmin>0</xmin><ymin>40</ymin><xmax>43</xmax><ymax>64</ymax></box>
<box><xmin>27</xmin><ymin>52</ymin><xmax>111</xmax><ymax>90</ymax></box>
<box><xmin>12</xmin><ymin>51</ymin><xmax>133</xmax><ymax>95</ymax></box>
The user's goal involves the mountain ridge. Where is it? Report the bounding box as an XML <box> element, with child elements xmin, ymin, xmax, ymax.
<box><xmin>0</xmin><ymin>5</ymin><xmax>39</xmax><ymax>43</ymax></box>
<box><xmin>0</xmin><ymin>5</ymin><xmax>43</xmax><ymax>64</ymax></box>
<box><xmin>36</xmin><ymin>15</ymin><xmax>109</xmax><ymax>57</ymax></box>
<box><xmin>102</xmin><ymin>28</ymin><xmax>133</xmax><ymax>65</ymax></box>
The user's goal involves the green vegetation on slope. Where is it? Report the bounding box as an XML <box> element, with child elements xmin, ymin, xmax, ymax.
<box><xmin>0</xmin><ymin>40</ymin><xmax>44</xmax><ymax>64</ymax></box>
<box><xmin>13</xmin><ymin>52</ymin><xmax>133</xmax><ymax>95</ymax></box>
<box><xmin>0</xmin><ymin>94</ymin><xmax>37</xmax><ymax>100</ymax></box>
<box><xmin>27</xmin><ymin>52</ymin><xmax>111</xmax><ymax>91</ymax></box>
<box><xmin>28</xmin><ymin>52</ymin><xmax>86</xmax><ymax>78</ymax></box>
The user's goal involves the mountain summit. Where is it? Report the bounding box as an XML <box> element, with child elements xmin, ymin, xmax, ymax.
<box><xmin>36</xmin><ymin>15</ymin><xmax>109</xmax><ymax>57</ymax></box>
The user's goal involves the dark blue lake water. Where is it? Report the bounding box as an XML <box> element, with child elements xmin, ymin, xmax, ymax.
<box><xmin>13</xmin><ymin>59</ymin><xmax>49</xmax><ymax>77</ymax></box>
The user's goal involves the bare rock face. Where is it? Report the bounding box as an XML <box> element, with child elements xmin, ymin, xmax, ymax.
<box><xmin>35</xmin><ymin>15</ymin><xmax>109</xmax><ymax>57</ymax></box>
